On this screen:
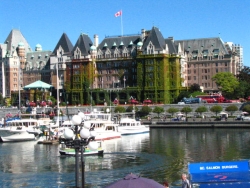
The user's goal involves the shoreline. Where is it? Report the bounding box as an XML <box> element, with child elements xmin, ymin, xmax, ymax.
<box><xmin>145</xmin><ymin>120</ymin><xmax>250</xmax><ymax>128</ymax></box>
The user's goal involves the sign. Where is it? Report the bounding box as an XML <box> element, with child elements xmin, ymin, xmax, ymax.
<box><xmin>189</xmin><ymin>160</ymin><xmax>249</xmax><ymax>173</ymax></box>
<box><xmin>189</xmin><ymin>160</ymin><xmax>250</xmax><ymax>183</ymax></box>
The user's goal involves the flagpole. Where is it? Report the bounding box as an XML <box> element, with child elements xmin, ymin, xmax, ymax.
<box><xmin>121</xmin><ymin>10</ymin><xmax>123</xmax><ymax>37</ymax></box>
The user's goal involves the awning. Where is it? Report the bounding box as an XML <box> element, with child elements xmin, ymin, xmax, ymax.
<box><xmin>23</xmin><ymin>80</ymin><xmax>53</xmax><ymax>89</ymax></box>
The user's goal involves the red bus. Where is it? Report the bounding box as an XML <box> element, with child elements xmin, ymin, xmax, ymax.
<box><xmin>196</xmin><ymin>94</ymin><xmax>225</xmax><ymax>103</ymax></box>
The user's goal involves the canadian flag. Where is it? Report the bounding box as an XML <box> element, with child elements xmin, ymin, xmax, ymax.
<box><xmin>115</xmin><ymin>10</ymin><xmax>122</xmax><ymax>17</ymax></box>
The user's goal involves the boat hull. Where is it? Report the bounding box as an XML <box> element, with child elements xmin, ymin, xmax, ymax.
<box><xmin>59</xmin><ymin>148</ymin><xmax>104</xmax><ymax>156</ymax></box>
<box><xmin>0</xmin><ymin>132</ymin><xmax>36</xmax><ymax>142</ymax></box>
<box><xmin>118</xmin><ymin>128</ymin><xmax>149</xmax><ymax>135</ymax></box>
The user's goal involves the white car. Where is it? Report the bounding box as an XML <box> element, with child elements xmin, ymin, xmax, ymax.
<box><xmin>242</xmin><ymin>116</ymin><xmax>250</xmax><ymax>120</ymax></box>
<box><xmin>178</xmin><ymin>102</ymin><xmax>185</xmax><ymax>105</ymax></box>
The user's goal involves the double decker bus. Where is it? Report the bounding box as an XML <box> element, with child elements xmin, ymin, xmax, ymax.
<box><xmin>196</xmin><ymin>94</ymin><xmax>225</xmax><ymax>103</ymax></box>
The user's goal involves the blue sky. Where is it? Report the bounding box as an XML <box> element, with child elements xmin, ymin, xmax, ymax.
<box><xmin>1</xmin><ymin>0</ymin><xmax>250</xmax><ymax>66</ymax></box>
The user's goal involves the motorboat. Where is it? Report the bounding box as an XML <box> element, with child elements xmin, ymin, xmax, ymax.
<box><xmin>118</xmin><ymin>117</ymin><xmax>149</xmax><ymax>135</ymax></box>
<box><xmin>81</xmin><ymin>111</ymin><xmax>121</xmax><ymax>140</ymax></box>
<box><xmin>0</xmin><ymin>119</ymin><xmax>43</xmax><ymax>142</ymax></box>
<box><xmin>59</xmin><ymin>141</ymin><xmax>104</xmax><ymax>156</ymax></box>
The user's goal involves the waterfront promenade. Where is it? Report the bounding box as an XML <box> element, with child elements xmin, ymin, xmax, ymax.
<box><xmin>0</xmin><ymin>102</ymin><xmax>244</xmax><ymax>117</ymax></box>
<box><xmin>147</xmin><ymin>120</ymin><xmax>250</xmax><ymax>128</ymax></box>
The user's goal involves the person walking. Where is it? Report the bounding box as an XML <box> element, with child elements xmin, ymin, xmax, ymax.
<box><xmin>163</xmin><ymin>180</ymin><xmax>169</xmax><ymax>188</ymax></box>
<box><xmin>181</xmin><ymin>173</ymin><xmax>191</xmax><ymax>188</ymax></box>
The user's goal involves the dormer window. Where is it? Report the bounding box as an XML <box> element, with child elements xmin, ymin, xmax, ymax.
<box><xmin>213</xmin><ymin>49</ymin><xmax>219</xmax><ymax>58</ymax></box>
<box><xmin>192</xmin><ymin>50</ymin><xmax>198</xmax><ymax>59</ymax></box>
<box><xmin>203</xmin><ymin>50</ymin><xmax>208</xmax><ymax>59</ymax></box>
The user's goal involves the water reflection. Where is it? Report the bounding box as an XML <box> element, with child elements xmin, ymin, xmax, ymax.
<box><xmin>1</xmin><ymin>128</ymin><xmax>250</xmax><ymax>187</ymax></box>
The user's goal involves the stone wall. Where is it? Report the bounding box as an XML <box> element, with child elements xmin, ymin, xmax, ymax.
<box><xmin>0</xmin><ymin>103</ymin><xmax>244</xmax><ymax>119</ymax></box>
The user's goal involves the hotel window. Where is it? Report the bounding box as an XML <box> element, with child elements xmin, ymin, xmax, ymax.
<box><xmin>194</xmin><ymin>76</ymin><xmax>196</xmax><ymax>80</ymax></box>
<box><xmin>203</xmin><ymin>50</ymin><xmax>208</xmax><ymax>58</ymax></box>
<box><xmin>194</xmin><ymin>70</ymin><xmax>196</xmax><ymax>74</ymax></box>
<box><xmin>213</xmin><ymin>49</ymin><xmax>219</xmax><ymax>58</ymax></box>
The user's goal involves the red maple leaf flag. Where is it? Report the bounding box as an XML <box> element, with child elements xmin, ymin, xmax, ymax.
<box><xmin>115</xmin><ymin>10</ymin><xmax>122</xmax><ymax>17</ymax></box>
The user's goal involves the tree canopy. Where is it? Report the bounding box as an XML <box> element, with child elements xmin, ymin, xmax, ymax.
<box><xmin>195</xmin><ymin>106</ymin><xmax>208</xmax><ymax>116</ymax></box>
<box><xmin>212</xmin><ymin>72</ymin><xmax>239</xmax><ymax>94</ymax></box>
<box><xmin>114</xmin><ymin>106</ymin><xmax>126</xmax><ymax>113</ymax></box>
<box><xmin>181</xmin><ymin>106</ymin><xmax>193</xmax><ymax>116</ymax></box>
<box><xmin>167</xmin><ymin>107</ymin><xmax>179</xmax><ymax>117</ymax></box>
<box><xmin>210</xmin><ymin>105</ymin><xmax>223</xmax><ymax>116</ymax></box>
<box><xmin>139</xmin><ymin>106</ymin><xmax>152</xmax><ymax>117</ymax></box>
<box><xmin>225</xmin><ymin>105</ymin><xmax>238</xmax><ymax>116</ymax></box>
<box><xmin>153</xmin><ymin>106</ymin><xmax>165</xmax><ymax>118</ymax></box>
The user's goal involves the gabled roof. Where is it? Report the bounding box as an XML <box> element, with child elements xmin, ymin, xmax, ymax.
<box><xmin>23</xmin><ymin>80</ymin><xmax>53</xmax><ymax>89</ymax></box>
<box><xmin>72</xmin><ymin>33</ymin><xmax>93</xmax><ymax>56</ymax></box>
<box><xmin>52</xmin><ymin>33</ymin><xmax>73</xmax><ymax>55</ymax></box>
<box><xmin>142</xmin><ymin>27</ymin><xmax>166</xmax><ymax>51</ymax></box>
<box><xmin>97</xmin><ymin>35</ymin><xmax>140</xmax><ymax>53</ymax></box>
<box><xmin>174</xmin><ymin>37</ymin><xmax>229</xmax><ymax>54</ymax></box>
<box><xmin>4</xmin><ymin>29</ymin><xmax>32</xmax><ymax>53</ymax></box>
<box><xmin>165</xmin><ymin>38</ymin><xmax>177</xmax><ymax>54</ymax></box>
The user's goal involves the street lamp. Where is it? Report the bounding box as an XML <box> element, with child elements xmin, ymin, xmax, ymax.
<box><xmin>59</xmin><ymin>112</ymin><xmax>98</xmax><ymax>188</ymax></box>
<box><xmin>123</xmin><ymin>76</ymin><xmax>126</xmax><ymax>88</ymax></box>
<box><xmin>89</xmin><ymin>87</ymin><xmax>93</xmax><ymax>112</ymax></box>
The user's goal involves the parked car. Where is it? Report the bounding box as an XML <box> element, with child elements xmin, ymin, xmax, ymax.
<box><xmin>235</xmin><ymin>115</ymin><xmax>250</xmax><ymax>120</ymax></box>
<box><xmin>243</xmin><ymin>116</ymin><xmax>250</xmax><ymax>121</ymax></box>
<box><xmin>178</xmin><ymin>102</ymin><xmax>185</xmax><ymax>105</ymax></box>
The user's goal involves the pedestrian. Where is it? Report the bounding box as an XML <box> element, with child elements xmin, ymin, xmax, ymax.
<box><xmin>181</xmin><ymin>173</ymin><xmax>191</xmax><ymax>188</ymax></box>
<box><xmin>163</xmin><ymin>180</ymin><xmax>169</xmax><ymax>188</ymax></box>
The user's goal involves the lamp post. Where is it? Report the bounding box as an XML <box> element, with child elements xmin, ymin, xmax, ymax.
<box><xmin>89</xmin><ymin>87</ymin><xmax>92</xmax><ymax>112</ymax></box>
<box><xmin>18</xmin><ymin>60</ymin><xmax>21</xmax><ymax>111</ymax></box>
<box><xmin>59</xmin><ymin>112</ymin><xmax>98</xmax><ymax>188</ymax></box>
<box><xmin>123</xmin><ymin>76</ymin><xmax>126</xmax><ymax>88</ymax></box>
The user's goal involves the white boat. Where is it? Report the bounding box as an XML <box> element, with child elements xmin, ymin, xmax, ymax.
<box><xmin>83</xmin><ymin>112</ymin><xmax>121</xmax><ymax>140</ymax></box>
<box><xmin>59</xmin><ymin>141</ymin><xmax>104</xmax><ymax>156</ymax></box>
<box><xmin>118</xmin><ymin>117</ymin><xmax>149</xmax><ymax>135</ymax></box>
<box><xmin>0</xmin><ymin>119</ymin><xmax>43</xmax><ymax>142</ymax></box>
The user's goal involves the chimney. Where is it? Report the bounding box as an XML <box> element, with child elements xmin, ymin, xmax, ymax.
<box><xmin>94</xmin><ymin>34</ymin><xmax>99</xmax><ymax>47</ymax></box>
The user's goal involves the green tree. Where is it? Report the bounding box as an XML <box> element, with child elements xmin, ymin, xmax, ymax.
<box><xmin>126</xmin><ymin>105</ymin><xmax>138</xmax><ymax>112</ymax></box>
<box><xmin>114</xmin><ymin>106</ymin><xmax>126</xmax><ymax>113</ymax></box>
<box><xmin>210</xmin><ymin>105</ymin><xmax>223</xmax><ymax>116</ymax></box>
<box><xmin>189</xmin><ymin>83</ymin><xmax>201</xmax><ymax>93</ymax></box>
<box><xmin>139</xmin><ymin>106</ymin><xmax>152</xmax><ymax>117</ymax></box>
<box><xmin>225</xmin><ymin>105</ymin><xmax>238</xmax><ymax>116</ymax></box>
<box><xmin>181</xmin><ymin>106</ymin><xmax>193</xmax><ymax>118</ymax></box>
<box><xmin>212</xmin><ymin>72</ymin><xmax>239</xmax><ymax>94</ymax></box>
<box><xmin>167</xmin><ymin>107</ymin><xmax>179</xmax><ymax>117</ymax></box>
<box><xmin>153</xmin><ymin>106</ymin><xmax>165</xmax><ymax>118</ymax></box>
<box><xmin>195</xmin><ymin>106</ymin><xmax>208</xmax><ymax>116</ymax></box>
<box><xmin>242</xmin><ymin>104</ymin><xmax>250</xmax><ymax>114</ymax></box>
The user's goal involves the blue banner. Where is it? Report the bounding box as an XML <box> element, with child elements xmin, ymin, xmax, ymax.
<box><xmin>189</xmin><ymin>160</ymin><xmax>249</xmax><ymax>173</ymax></box>
<box><xmin>189</xmin><ymin>160</ymin><xmax>250</xmax><ymax>183</ymax></box>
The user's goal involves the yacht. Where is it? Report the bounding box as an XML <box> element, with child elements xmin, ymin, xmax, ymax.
<box><xmin>82</xmin><ymin>111</ymin><xmax>121</xmax><ymax>140</ymax></box>
<box><xmin>118</xmin><ymin>117</ymin><xmax>149</xmax><ymax>135</ymax></box>
<box><xmin>0</xmin><ymin>119</ymin><xmax>43</xmax><ymax>142</ymax></box>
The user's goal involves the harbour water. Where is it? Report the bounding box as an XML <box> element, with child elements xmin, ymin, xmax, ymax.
<box><xmin>1</xmin><ymin>127</ymin><xmax>250</xmax><ymax>188</ymax></box>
